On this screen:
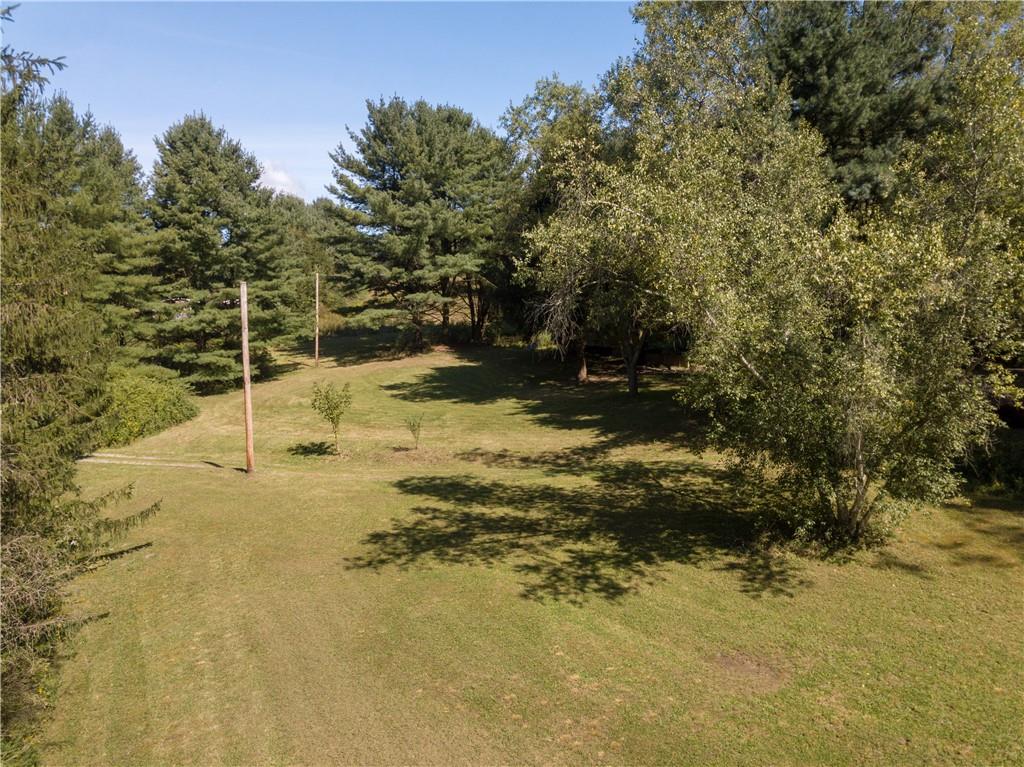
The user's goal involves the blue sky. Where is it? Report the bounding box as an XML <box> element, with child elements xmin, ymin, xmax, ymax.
<box><xmin>5</xmin><ymin>2</ymin><xmax>639</xmax><ymax>200</ymax></box>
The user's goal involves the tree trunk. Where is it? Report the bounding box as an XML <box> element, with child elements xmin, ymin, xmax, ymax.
<box><xmin>466</xmin><ymin>275</ymin><xmax>488</xmax><ymax>344</ymax></box>
<box><xmin>576</xmin><ymin>338</ymin><xmax>588</xmax><ymax>384</ymax></box>
<box><xmin>410</xmin><ymin>319</ymin><xmax>425</xmax><ymax>350</ymax></box>
<box><xmin>834</xmin><ymin>431</ymin><xmax>873</xmax><ymax>541</ymax></box>
<box><xmin>626</xmin><ymin>360</ymin><xmax>639</xmax><ymax>395</ymax></box>
<box><xmin>441</xmin><ymin>303</ymin><xmax>450</xmax><ymax>332</ymax></box>
<box><xmin>622</xmin><ymin>334</ymin><xmax>644</xmax><ymax>396</ymax></box>
<box><xmin>473</xmin><ymin>298</ymin><xmax>489</xmax><ymax>344</ymax></box>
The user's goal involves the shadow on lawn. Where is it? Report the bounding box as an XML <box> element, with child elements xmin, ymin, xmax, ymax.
<box><xmin>292</xmin><ymin>327</ymin><xmax>407</xmax><ymax>368</ymax></box>
<box><xmin>347</xmin><ymin>447</ymin><xmax>811</xmax><ymax>603</ymax></box>
<box><xmin>381</xmin><ymin>345</ymin><xmax>700</xmax><ymax>455</ymax></box>
<box><xmin>289</xmin><ymin>440</ymin><xmax>335</xmax><ymax>457</ymax></box>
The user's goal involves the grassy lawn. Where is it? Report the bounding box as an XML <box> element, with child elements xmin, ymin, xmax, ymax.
<box><xmin>43</xmin><ymin>334</ymin><xmax>1023</xmax><ymax>766</ymax></box>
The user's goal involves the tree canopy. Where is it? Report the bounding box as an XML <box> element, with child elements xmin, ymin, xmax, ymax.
<box><xmin>147</xmin><ymin>114</ymin><xmax>299</xmax><ymax>391</ymax></box>
<box><xmin>330</xmin><ymin>97</ymin><xmax>515</xmax><ymax>344</ymax></box>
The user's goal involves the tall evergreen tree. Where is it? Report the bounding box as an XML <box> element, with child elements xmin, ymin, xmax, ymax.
<box><xmin>147</xmin><ymin>114</ymin><xmax>291</xmax><ymax>391</ymax></box>
<box><xmin>760</xmin><ymin>1</ymin><xmax>948</xmax><ymax>205</ymax></box>
<box><xmin>265</xmin><ymin>192</ymin><xmax>339</xmax><ymax>343</ymax></box>
<box><xmin>61</xmin><ymin>104</ymin><xmax>163</xmax><ymax>367</ymax></box>
<box><xmin>1</xmin><ymin>54</ymin><xmax>110</xmax><ymax>548</ymax></box>
<box><xmin>330</xmin><ymin>98</ymin><xmax>513</xmax><ymax>344</ymax></box>
<box><xmin>1</xmin><ymin>17</ymin><xmax>155</xmax><ymax>758</ymax></box>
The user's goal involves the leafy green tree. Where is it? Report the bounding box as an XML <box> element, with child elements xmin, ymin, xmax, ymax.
<box><xmin>147</xmin><ymin>114</ymin><xmax>293</xmax><ymax>392</ymax></box>
<box><xmin>605</xmin><ymin>1</ymin><xmax>765</xmax><ymax>136</ymax></box>
<box><xmin>330</xmin><ymin>97</ymin><xmax>513</xmax><ymax>345</ymax></box>
<box><xmin>588</xmin><ymin>0</ymin><xmax>1022</xmax><ymax>542</ymax></box>
<box><xmin>528</xmin><ymin>148</ymin><xmax>678</xmax><ymax>395</ymax></box>
<box><xmin>502</xmin><ymin>77</ymin><xmax>605</xmax><ymax>362</ymax></box>
<box><xmin>311</xmin><ymin>382</ymin><xmax>353</xmax><ymax>455</ymax></box>
<box><xmin>503</xmin><ymin>77</ymin><xmax>602</xmax><ymax>219</ymax></box>
<box><xmin>666</xmin><ymin>52</ymin><xmax>1020</xmax><ymax>543</ymax></box>
<box><xmin>531</xmin><ymin>9</ymin><xmax>757</xmax><ymax>392</ymax></box>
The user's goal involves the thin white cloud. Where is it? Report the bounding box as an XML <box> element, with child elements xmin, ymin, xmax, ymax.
<box><xmin>260</xmin><ymin>160</ymin><xmax>305</xmax><ymax>198</ymax></box>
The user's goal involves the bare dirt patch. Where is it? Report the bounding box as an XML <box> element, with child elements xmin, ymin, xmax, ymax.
<box><xmin>386</xmin><ymin>446</ymin><xmax>452</xmax><ymax>464</ymax></box>
<box><xmin>708</xmin><ymin>651</ymin><xmax>789</xmax><ymax>694</ymax></box>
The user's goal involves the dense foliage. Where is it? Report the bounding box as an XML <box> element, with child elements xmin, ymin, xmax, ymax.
<box><xmin>760</xmin><ymin>1</ymin><xmax>949</xmax><ymax>205</ymax></box>
<box><xmin>147</xmin><ymin>115</ymin><xmax>303</xmax><ymax>392</ymax></box>
<box><xmin>330</xmin><ymin>98</ymin><xmax>515</xmax><ymax>345</ymax></box>
<box><xmin>0</xmin><ymin>17</ymin><xmax>157</xmax><ymax>760</ymax></box>
<box><xmin>527</xmin><ymin>0</ymin><xmax>1023</xmax><ymax>541</ymax></box>
<box><xmin>100</xmin><ymin>369</ymin><xmax>198</xmax><ymax>447</ymax></box>
<box><xmin>528</xmin><ymin>152</ymin><xmax>679</xmax><ymax>394</ymax></box>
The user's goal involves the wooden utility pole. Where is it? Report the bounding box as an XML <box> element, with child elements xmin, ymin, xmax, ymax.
<box><xmin>314</xmin><ymin>270</ymin><xmax>320</xmax><ymax>368</ymax></box>
<box><xmin>240</xmin><ymin>281</ymin><xmax>255</xmax><ymax>474</ymax></box>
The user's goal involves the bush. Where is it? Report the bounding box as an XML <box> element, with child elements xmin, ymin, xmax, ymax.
<box><xmin>100</xmin><ymin>368</ymin><xmax>198</xmax><ymax>447</ymax></box>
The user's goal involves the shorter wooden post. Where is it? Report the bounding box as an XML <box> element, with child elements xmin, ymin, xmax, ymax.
<box><xmin>314</xmin><ymin>270</ymin><xmax>320</xmax><ymax>368</ymax></box>
<box><xmin>240</xmin><ymin>281</ymin><xmax>255</xmax><ymax>474</ymax></box>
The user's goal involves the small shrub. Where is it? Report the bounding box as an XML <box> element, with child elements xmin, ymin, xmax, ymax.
<box><xmin>311</xmin><ymin>382</ymin><xmax>352</xmax><ymax>455</ymax></box>
<box><xmin>101</xmin><ymin>368</ymin><xmax>198</xmax><ymax>447</ymax></box>
<box><xmin>404</xmin><ymin>414</ymin><xmax>424</xmax><ymax>449</ymax></box>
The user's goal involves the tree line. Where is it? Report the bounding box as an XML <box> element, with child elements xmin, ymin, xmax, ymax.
<box><xmin>2</xmin><ymin>1</ymin><xmax>1022</xmax><ymax>758</ymax></box>
<box><xmin>332</xmin><ymin>1</ymin><xmax>1021</xmax><ymax>544</ymax></box>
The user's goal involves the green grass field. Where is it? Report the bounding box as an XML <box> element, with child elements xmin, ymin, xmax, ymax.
<box><xmin>42</xmin><ymin>334</ymin><xmax>1023</xmax><ymax>765</ymax></box>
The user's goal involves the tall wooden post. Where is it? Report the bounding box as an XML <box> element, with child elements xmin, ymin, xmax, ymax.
<box><xmin>240</xmin><ymin>281</ymin><xmax>255</xmax><ymax>475</ymax></box>
<box><xmin>314</xmin><ymin>270</ymin><xmax>320</xmax><ymax>368</ymax></box>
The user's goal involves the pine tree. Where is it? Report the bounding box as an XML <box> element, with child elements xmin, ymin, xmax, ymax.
<box><xmin>147</xmin><ymin>114</ymin><xmax>292</xmax><ymax>392</ymax></box>
<box><xmin>1</xmin><ymin>74</ymin><xmax>110</xmax><ymax>546</ymax></box>
<box><xmin>55</xmin><ymin>103</ymin><xmax>163</xmax><ymax>368</ymax></box>
<box><xmin>1</xmin><ymin>18</ymin><xmax>156</xmax><ymax>756</ymax></box>
<box><xmin>265</xmin><ymin>192</ymin><xmax>339</xmax><ymax>344</ymax></box>
<box><xmin>759</xmin><ymin>1</ymin><xmax>948</xmax><ymax>205</ymax></box>
<box><xmin>330</xmin><ymin>98</ymin><xmax>512</xmax><ymax>345</ymax></box>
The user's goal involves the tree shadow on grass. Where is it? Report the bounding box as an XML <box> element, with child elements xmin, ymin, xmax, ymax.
<box><xmin>288</xmin><ymin>440</ymin><xmax>335</xmax><ymax>457</ymax></box>
<box><xmin>346</xmin><ymin>449</ymin><xmax>812</xmax><ymax>603</ymax></box>
<box><xmin>381</xmin><ymin>346</ymin><xmax>702</xmax><ymax>455</ymax></box>
<box><xmin>291</xmin><ymin>327</ymin><xmax>408</xmax><ymax>368</ymax></box>
<box><xmin>252</xmin><ymin>358</ymin><xmax>302</xmax><ymax>386</ymax></box>
<box><xmin>86</xmin><ymin>541</ymin><xmax>153</xmax><ymax>565</ymax></box>
<box><xmin>869</xmin><ymin>550</ymin><xmax>934</xmax><ymax>579</ymax></box>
